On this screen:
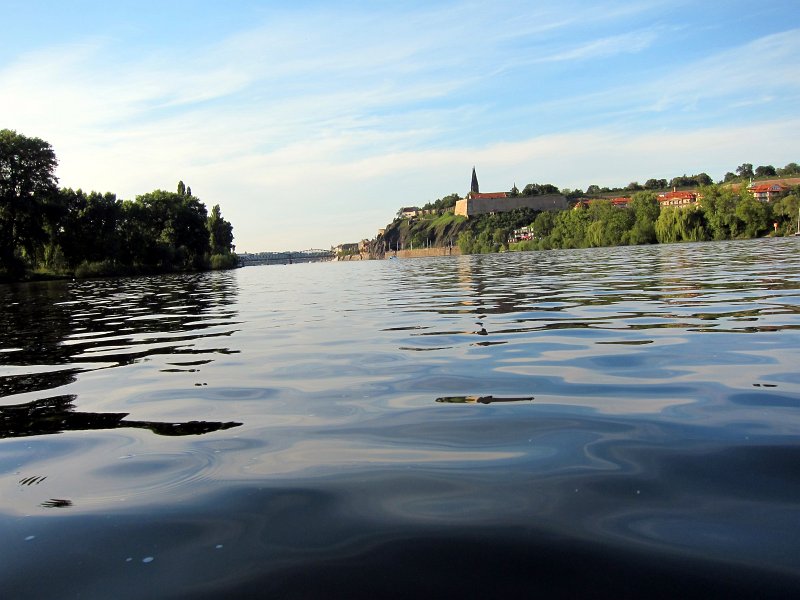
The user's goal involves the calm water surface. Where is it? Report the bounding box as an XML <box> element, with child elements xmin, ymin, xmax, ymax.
<box><xmin>1</xmin><ymin>239</ymin><xmax>799</xmax><ymax>598</ymax></box>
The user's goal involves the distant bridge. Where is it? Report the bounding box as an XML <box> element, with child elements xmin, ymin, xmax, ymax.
<box><xmin>238</xmin><ymin>249</ymin><xmax>335</xmax><ymax>266</ymax></box>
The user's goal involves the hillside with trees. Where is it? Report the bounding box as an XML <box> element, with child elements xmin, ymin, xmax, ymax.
<box><xmin>1</xmin><ymin>129</ymin><xmax>236</xmax><ymax>281</ymax></box>
<box><xmin>376</xmin><ymin>165</ymin><xmax>799</xmax><ymax>256</ymax></box>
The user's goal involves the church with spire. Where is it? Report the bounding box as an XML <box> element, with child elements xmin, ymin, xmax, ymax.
<box><xmin>455</xmin><ymin>167</ymin><xmax>567</xmax><ymax>217</ymax></box>
<box><xmin>465</xmin><ymin>167</ymin><xmax>509</xmax><ymax>201</ymax></box>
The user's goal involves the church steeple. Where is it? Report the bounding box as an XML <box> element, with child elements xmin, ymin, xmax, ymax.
<box><xmin>470</xmin><ymin>166</ymin><xmax>479</xmax><ymax>194</ymax></box>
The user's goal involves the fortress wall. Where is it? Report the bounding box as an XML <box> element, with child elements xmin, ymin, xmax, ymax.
<box><xmin>455</xmin><ymin>194</ymin><xmax>568</xmax><ymax>217</ymax></box>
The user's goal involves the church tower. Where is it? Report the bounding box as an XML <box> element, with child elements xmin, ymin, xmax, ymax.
<box><xmin>471</xmin><ymin>167</ymin><xmax>479</xmax><ymax>194</ymax></box>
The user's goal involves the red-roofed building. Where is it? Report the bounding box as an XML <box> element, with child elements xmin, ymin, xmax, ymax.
<box><xmin>470</xmin><ymin>191</ymin><xmax>509</xmax><ymax>200</ymax></box>
<box><xmin>658</xmin><ymin>191</ymin><xmax>698</xmax><ymax>207</ymax></box>
<box><xmin>749</xmin><ymin>182</ymin><xmax>788</xmax><ymax>203</ymax></box>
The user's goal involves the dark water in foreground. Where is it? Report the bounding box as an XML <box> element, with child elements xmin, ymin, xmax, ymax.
<box><xmin>1</xmin><ymin>239</ymin><xmax>799</xmax><ymax>598</ymax></box>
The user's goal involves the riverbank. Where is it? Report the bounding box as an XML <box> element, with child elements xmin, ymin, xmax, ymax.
<box><xmin>390</xmin><ymin>246</ymin><xmax>461</xmax><ymax>259</ymax></box>
<box><xmin>337</xmin><ymin>246</ymin><xmax>461</xmax><ymax>260</ymax></box>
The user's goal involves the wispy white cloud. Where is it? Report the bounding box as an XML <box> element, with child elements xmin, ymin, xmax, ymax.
<box><xmin>1</xmin><ymin>1</ymin><xmax>798</xmax><ymax>251</ymax></box>
<box><xmin>535</xmin><ymin>29</ymin><xmax>660</xmax><ymax>63</ymax></box>
<box><xmin>642</xmin><ymin>29</ymin><xmax>800</xmax><ymax>112</ymax></box>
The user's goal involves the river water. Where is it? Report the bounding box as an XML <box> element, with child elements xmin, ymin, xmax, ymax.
<box><xmin>1</xmin><ymin>239</ymin><xmax>799</xmax><ymax>598</ymax></box>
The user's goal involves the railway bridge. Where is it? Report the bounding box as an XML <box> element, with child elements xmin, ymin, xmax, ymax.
<box><xmin>237</xmin><ymin>249</ymin><xmax>335</xmax><ymax>266</ymax></box>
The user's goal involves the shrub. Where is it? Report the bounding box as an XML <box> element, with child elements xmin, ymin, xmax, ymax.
<box><xmin>210</xmin><ymin>253</ymin><xmax>238</xmax><ymax>270</ymax></box>
<box><xmin>74</xmin><ymin>260</ymin><xmax>121</xmax><ymax>278</ymax></box>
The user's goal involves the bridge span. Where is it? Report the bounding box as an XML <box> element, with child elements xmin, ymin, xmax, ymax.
<box><xmin>238</xmin><ymin>249</ymin><xmax>335</xmax><ymax>267</ymax></box>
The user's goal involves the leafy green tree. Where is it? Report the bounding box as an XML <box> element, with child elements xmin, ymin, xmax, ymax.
<box><xmin>630</xmin><ymin>192</ymin><xmax>660</xmax><ymax>223</ymax></box>
<box><xmin>0</xmin><ymin>129</ymin><xmax>59</xmax><ymax>274</ymax></box>
<box><xmin>644</xmin><ymin>178</ymin><xmax>668</xmax><ymax>190</ymax></box>
<box><xmin>584</xmin><ymin>200</ymin><xmax>635</xmax><ymax>247</ymax></box>
<box><xmin>627</xmin><ymin>192</ymin><xmax>660</xmax><ymax>244</ymax></box>
<box><xmin>771</xmin><ymin>188</ymin><xmax>800</xmax><ymax>235</ymax></box>
<box><xmin>696</xmin><ymin>173</ymin><xmax>713</xmax><ymax>186</ymax></box>
<box><xmin>778</xmin><ymin>162</ymin><xmax>800</xmax><ymax>176</ymax></box>
<box><xmin>736</xmin><ymin>163</ymin><xmax>754</xmax><ymax>179</ymax></box>
<box><xmin>531</xmin><ymin>210</ymin><xmax>555</xmax><ymax>239</ymax></box>
<box><xmin>586</xmin><ymin>185</ymin><xmax>601</xmax><ymax>195</ymax></box>
<box><xmin>754</xmin><ymin>165</ymin><xmax>776</xmax><ymax>178</ymax></box>
<box><xmin>208</xmin><ymin>204</ymin><xmax>234</xmax><ymax>255</ymax></box>
<box><xmin>475</xmin><ymin>229</ymin><xmax>496</xmax><ymax>253</ymax></box>
<box><xmin>669</xmin><ymin>173</ymin><xmax>711</xmax><ymax>188</ymax></box>
<box><xmin>133</xmin><ymin>189</ymin><xmax>210</xmax><ymax>270</ymax></box>
<box><xmin>700</xmin><ymin>185</ymin><xmax>741</xmax><ymax>240</ymax></box>
<box><xmin>655</xmin><ymin>206</ymin><xmax>706</xmax><ymax>243</ymax></box>
<box><xmin>735</xmin><ymin>194</ymin><xmax>769</xmax><ymax>238</ymax></box>
<box><xmin>549</xmin><ymin>208</ymin><xmax>590</xmax><ymax>248</ymax></box>
<box><xmin>522</xmin><ymin>183</ymin><xmax>559</xmax><ymax>196</ymax></box>
<box><xmin>57</xmin><ymin>189</ymin><xmax>123</xmax><ymax>269</ymax></box>
<box><xmin>457</xmin><ymin>230</ymin><xmax>475</xmax><ymax>254</ymax></box>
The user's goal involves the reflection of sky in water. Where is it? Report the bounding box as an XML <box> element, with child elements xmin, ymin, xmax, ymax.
<box><xmin>1</xmin><ymin>239</ymin><xmax>800</xmax><ymax>596</ymax></box>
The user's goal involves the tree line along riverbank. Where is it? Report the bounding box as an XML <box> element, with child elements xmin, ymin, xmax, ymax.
<box><xmin>373</xmin><ymin>182</ymin><xmax>799</xmax><ymax>257</ymax></box>
<box><xmin>1</xmin><ymin>129</ymin><xmax>236</xmax><ymax>282</ymax></box>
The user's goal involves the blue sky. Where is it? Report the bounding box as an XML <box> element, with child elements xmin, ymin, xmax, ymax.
<box><xmin>2</xmin><ymin>1</ymin><xmax>799</xmax><ymax>251</ymax></box>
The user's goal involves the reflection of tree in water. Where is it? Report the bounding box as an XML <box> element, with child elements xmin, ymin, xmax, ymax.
<box><xmin>0</xmin><ymin>395</ymin><xmax>241</xmax><ymax>439</ymax></box>
<box><xmin>0</xmin><ymin>271</ymin><xmax>240</xmax><ymax>398</ymax></box>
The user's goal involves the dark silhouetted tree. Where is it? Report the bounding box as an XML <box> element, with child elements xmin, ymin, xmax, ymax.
<box><xmin>0</xmin><ymin>129</ymin><xmax>59</xmax><ymax>274</ymax></box>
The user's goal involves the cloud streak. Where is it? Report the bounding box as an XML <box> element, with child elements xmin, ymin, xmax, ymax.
<box><xmin>1</xmin><ymin>1</ymin><xmax>798</xmax><ymax>250</ymax></box>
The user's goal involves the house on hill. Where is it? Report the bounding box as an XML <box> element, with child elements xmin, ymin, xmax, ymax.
<box><xmin>454</xmin><ymin>168</ymin><xmax>568</xmax><ymax>217</ymax></box>
<box><xmin>749</xmin><ymin>182</ymin><xmax>789</xmax><ymax>203</ymax></box>
<box><xmin>658</xmin><ymin>190</ymin><xmax>698</xmax><ymax>207</ymax></box>
<box><xmin>400</xmin><ymin>206</ymin><xmax>421</xmax><ymax>218</ymax></box>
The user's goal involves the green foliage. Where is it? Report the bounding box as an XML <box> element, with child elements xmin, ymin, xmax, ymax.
<box><xmin>735</xmin><ymin>194</ymin><xmax>769</xmax><ymax>238</ymax></box>
<box><xmin>644</xmin><ymin>178</ymin><xmax>668</xmax><ymax>190</ymax></box>
<box><xmin>208</xmin><ymin>204</ymin><xmax>235</xmax><ymax>255</ymax></box>
<box><xmin>670</xmin><ymin>173</ymin><xmax>712</xmax><ymax>188</ymax></box>
<box><xmin>699</xmin><ymin>186</ymin><xmax>742</xmax><ymax>240</ymax></box>
<box><xmin>74</xmin><ymin>259</ymin><xmax>123</xmax><ymax>279</ymax></box>
<box><xmin>778</xmin><ymin>162</ymin><xmax>800</xmax><ymax>176</ymax></box>
<box><xmin>521</xmin><ymin>183</ymin><xmax>559</xmax><ymax>196</ymax></box>
<box><xmin>655</xmin><ymin>206</ymin><xmax>706</xmax><ymax>243</ymax></box>
<box><xmin>210</xmin><ymin>253</ymin><xmax>238</xmax><ymax>270</ymax></box>
<box><xmin>381</xmin><ymin>211</ymin><xmax>468</xmax><ymax>253</ymax></box>
<box><xmin>57</xmin><ymin>189</ymin><xmax>123</xmax><ymax>269</ymax></box>
<box><xmin>532</xmin><ymin>211</ymin><xmax>555</xmax><ymax>239</ymax></box>
<box><xmin>420</xmin><ymin>193</ymin><xmax>460</xmax><ymax>212</ymax></box>
<box><xmin>589</xmin><ymin>200</ymin><xmax>635</xmax><ymax>246</ymax></box>
<box><xmin>626</xmin><ymin>192</ymin><xmax>659</xmax><ymax>244</ymax></box>
<box><xmin>132</xmin><ymin>189</ymin><xmax>211</xmax><ymax>270</ymax></box>
<box><xmin>548</xmin><ymin>208</ymin><xmax>591</xmax><ymax>249</ymax></box>
<box><xmin>385</xmin><ymin>181</ymin><xmax>789</xmax><ymax>256</ymax></box>
<box><xmin>0</xmin><ymin>129</ymin><xmax>60</xmax><ymax>275</ymax></box>
<box><xmin>456</xmin><ymin>230</ymin><xmax>475</xmax><ymax>254</ymax></box>
<box><xmin>1</xmin><ymin>130</ymin><xmax>236</xmax><ymax>279</ymax></box>
<box><xmin>771</xmin><ymin>188</ymin><xmax>800</xmax><ymax>235</ymax></box>
<box><xmin>754</xmin><ymin>165</ymin><xmax>776</xmax><ymax>178</ymax></box>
